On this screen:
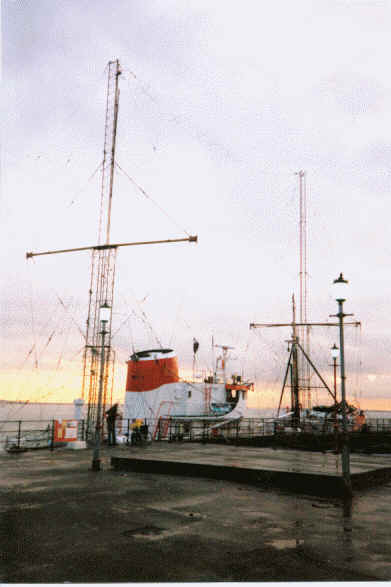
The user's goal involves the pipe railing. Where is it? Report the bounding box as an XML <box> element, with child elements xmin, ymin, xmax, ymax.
<box><xmin>1</xmin><ymin>417</ymin><xmax>391</xmax><ymax>451</ymax></box>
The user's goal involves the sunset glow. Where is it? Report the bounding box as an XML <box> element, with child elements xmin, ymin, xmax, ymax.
<box><xmin>2</xmin><ymin>364</ymin><xmax>389</xmax><ymax>413</ymax></box>
<box><xmin>3</xmin><ymin>2</ymin><xmax>391</xmax><ymax>417</ymax></box>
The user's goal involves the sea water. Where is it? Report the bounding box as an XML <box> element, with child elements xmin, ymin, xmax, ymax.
<box><xmin>0</xmin><ymin>401</ymin><xmax>389</xmax><ymax>422</ymax></box>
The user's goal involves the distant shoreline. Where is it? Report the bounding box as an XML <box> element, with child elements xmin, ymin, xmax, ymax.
<box><xmin>0</xmin><ymin>400</ymin><xmax>77</xmax><ymax>406</ymax></box>
<box><xmin>1</xmin><ymin>399</ymin><xmax>390</xmax><ymax>415</ymax></box>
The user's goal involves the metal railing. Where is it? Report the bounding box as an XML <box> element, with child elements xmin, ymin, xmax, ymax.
<box><xmin>132</xmin><ymin>417</ymin><xmax>277</xmax><ymax>442</ymax></box>
<box><xmin>1</xmin><ymin>416</ymin><xmax>391</xmax><ymax>451</ymax></box>
<box><xmin>0</xmin><ymin>419</ymin><xmax>85</xmax><ymax>452</ymax></box>
<box><xmin>366</xmin><ymin>418</ymin><xmax>391</xmax><ymax>433</ymax></box>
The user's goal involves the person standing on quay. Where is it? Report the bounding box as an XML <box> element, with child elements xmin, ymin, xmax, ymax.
<box><xmin>105</xmin><ymin>403</ymin><xmax>119</xmax><ymax>446</ymax></box>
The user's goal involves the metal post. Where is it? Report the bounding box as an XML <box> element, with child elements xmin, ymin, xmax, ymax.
<box><xmin>292</xmin><ymin>341</ymin><xmax>300</xmax><ymax>425</ymax></box>
<box><xmin>330</xmin><ymin>355</ymin><xmax>338</xmax><ymax>441</ymax></box>
<box><xmin>17</xmin><ymin>420</ymin><xmax>21</xmax><ymax>450</ymax></box>
<box><xmin>291</xmin><ymin>296</ymin><xmax>300</xmax><ymax>426</ymax></box>
<box><xmin>337</xmin><ymin>298</ymin><xmax>351</xmax><ymax>493</ymax></box>
<box><xmin>51</xmin><ymin>419</ymin><xmax>55</xmax><ymax>451</ymax></box>
<box><xmin>92</xmin><ymin>326</ymin><xmax>106</xmax><ymax>471</ymax></box>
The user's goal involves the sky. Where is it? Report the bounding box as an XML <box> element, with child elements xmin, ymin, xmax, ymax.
<box><xmin>1</xmin><ymin>0</ymin><xmax>391</xmax><ymax>410</ymax></box>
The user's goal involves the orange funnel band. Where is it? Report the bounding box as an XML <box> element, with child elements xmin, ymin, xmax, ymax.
<box><xmin>126</xmin><ymin>355</ymin><xmax>179</xmax><ymax>392</ymax></box>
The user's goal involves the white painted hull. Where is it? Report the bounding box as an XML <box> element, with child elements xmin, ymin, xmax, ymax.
<box><xmin>123</xmin><ymin>380</ymin><xmax>248</xmax><ymax>423</ymax></box>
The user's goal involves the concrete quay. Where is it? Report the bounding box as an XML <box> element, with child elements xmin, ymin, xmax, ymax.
<box><xmin>111</xmin><ymin>443</ymin><xmax>391</xmax><ymax>496</ymax></box>
<box><xmin>2</xmin><ymin>444</ymin><xmax>391</xmax><ymax>582</ymax></box>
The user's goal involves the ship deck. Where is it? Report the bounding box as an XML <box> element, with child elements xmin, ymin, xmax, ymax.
<box><xmin>111</xmin><ymin>443</ymin><xmax>391</xmax><ymax>496</ymax></box>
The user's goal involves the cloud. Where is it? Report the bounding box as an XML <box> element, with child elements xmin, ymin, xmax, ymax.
<box><xmin>2</xmin><ymin>0</ymin><xmax>391</xmax><ymax>408</ymax></box>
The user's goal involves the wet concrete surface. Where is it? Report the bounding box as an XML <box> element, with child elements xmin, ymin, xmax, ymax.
<box><xmin>115</xmin><ymin>443</ymin><xmax>391</xmax><ymax>473</ymax></box>
<box><xmin>112</xmin><ymin>443</ymin><xmax>391</xmax><ymax>496</ymax></box>
<box><xmin>1</xmin><ymin>445</ymin><xmax>391</xmax><ymax>582</ymax></box>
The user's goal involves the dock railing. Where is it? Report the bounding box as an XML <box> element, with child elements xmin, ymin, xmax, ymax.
<box><xmin>2</xmin><ymin>416</ymin><xmax>391</xmax><ymax>452</ymax></box>
<box><xmin>0</xmin><ymin>419</ymin><xmax>86</xmax><ymax>452</ymax></box>
<box><xmin>122</xmin><ymin>417</ymin><xmax>278</xmax><ymax>443</ymax></box>
<box><xmin>120</xmin><ymin>416</ymin><xmax>391</xmax><ymax>443</ymax></box>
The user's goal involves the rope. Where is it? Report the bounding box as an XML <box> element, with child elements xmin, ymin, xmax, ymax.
<box><xmin>111</xmin><ymin>312</ymin><xmax>133</xmax><ymax>341</ymax></box>
<box><xmin>24</xmin><ymin>66</ymin><xmax>108</xmax><ymax>172</ymax></box>
<box><xmin>4</xmin><ymin>310</ymin><xmax>76</xmax><ymax>420</ymax></box>
<box><xmin>28</xmin><ymin>262</ymin><xmax>39</xmax><ymax>369</ymax></box>
<box><xmin>19</xmin><ymin>344</ymin><xmax>36</xmax><ymax>370</ymax></box>
<box><xmin>66</xmin><ymin>161</ymin><xmax>103</xmax><ymax>208</ymax></box>
<box><xmin>115</xmin><ymin>161</ymin><xmax>191</xmax><ymax>236</ymax></box>
<box><xmin>18</xmin><ymin>294</ymin><xmax>64</xmax><ymax>376</ymax></box>
<box><xmin>121</xmin><ymin>66</ymin><xmax>235</xmax><ymax>162</ymax></box>
<box><xmin>120</xmin><ymin>288</ymin><xmax>163</xmax><ymax>349</ymax></box>
<box><xmin>169</xmin><ymin>294</ymin><xmax>185</xmax><ymax>348</ymax></box>
<box><xmin>5</xmin><ymin>293</ymin><xmax>84</xmax><ymax>414</ymax></box>
<box><xmin>56</xmin><ymin>295</ymin><xmax>85</xmax><ymax>341</ymax></box>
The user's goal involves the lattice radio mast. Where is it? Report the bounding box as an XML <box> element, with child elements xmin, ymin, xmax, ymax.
<box><xmin>82</xmin><ymin>59</ymin><xmax>121</xmax><ymax>434</ymax></box>
<box><xmin>26</xmin><ymin>59</ymin><xmax>197</xmax><ymax>436</ymax></box>
<box><xmin>296</xmin><ymin>170</ymin><xmax>311</xmax><ymax>409</ymax></box>
<box><xmin>250</xmin><ymin>172</ymin><xmax>360</xmax><ymax>419</ymax></box>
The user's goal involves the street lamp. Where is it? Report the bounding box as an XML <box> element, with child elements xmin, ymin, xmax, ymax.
<box><xmin>330</xmin><ymin>343</ymin><xmax>339</xmax><ymax>442</ymax></box>
<box><xmin>331</xmin><ymin>343</ymin><xmax>339</xmax><ymax>398</ymax></box>
<box><xmin>92</xmin><ymin>302</ymin><xmax>111</xmax><ymax>472</ymax></box>
<box><xmin>330</xmin><ymin>273</ymin><xmax>353</xmax><ymax>494</ymax></box>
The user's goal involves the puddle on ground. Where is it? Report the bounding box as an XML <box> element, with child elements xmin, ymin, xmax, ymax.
<box><xmin>3</xmin><ymin>503</ymin><xmax>41</xmax><ymax>511</ymax></box>
<box><xmin>122</xmin><ymin>523</ymin><xmax>195</xmax><ymax>541</ymax></box>
<box><xmin>186</xmin><ymin>511</ymin><xmax>203</xmax><ymax>519</ymax></box>
<box><xmin>123</xmin><ymin>525</ymin><xmax>164</xmax><ymax>537</ymax></box>
<box><xmin>18</xmin><ymin>485</ymin><xmax>55</xmax><ymax>493</ymax></box>
<box><xmin>267</xmin><ymin>539</ymin><xmax>304</xmax><ymax>550</ymax></box>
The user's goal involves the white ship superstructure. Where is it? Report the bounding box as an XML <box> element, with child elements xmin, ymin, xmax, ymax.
<box><xmin>123</xmin><ymin>348</ymin><xmax>254</xmax><ymax>430</ymax></box>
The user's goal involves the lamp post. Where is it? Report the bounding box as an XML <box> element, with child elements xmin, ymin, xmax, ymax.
<box><xmin>331</xmin><ymin>343</ymin><xmax>339</xmax><ymax>399</ymax></box>
<box><xmin>92</xmin><ymin>302</ymin><xmax>111</xmax><ymax>472</ymax></box>
<box><xmin>330</xmin><ymin>273</ymin><xmax>353</xmax><ymax>494</ymax></box>
<box><xmin>330</xmin><ymin>343</ymin><xmax>339</xmax><ymax>443</ymax></box>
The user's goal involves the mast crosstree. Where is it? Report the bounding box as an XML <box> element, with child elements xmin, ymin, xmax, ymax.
<box><xmin>250</xmin><ymin>296</ymin><xmax>360</xmax><ymax>420</ymax></box>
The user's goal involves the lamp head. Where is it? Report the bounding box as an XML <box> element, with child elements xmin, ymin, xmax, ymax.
<box><xmin>99</xmin><ymin>302</ymin><xmax>111</xmax><ymax>324</ymax></box>
<box><xmin>333</xmin><ymin>272</ymin><xmax>348</xmax><ymax>301</ymax></box>
<box><xmin>331</xmin><ymin>343</ymin><xmax>339</xmax><ymax>359</ymax></box>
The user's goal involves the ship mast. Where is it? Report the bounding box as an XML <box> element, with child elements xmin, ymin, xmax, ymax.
<box><xmin>250</xmin><ymin>171</ymin><xmax>361</xmax><ymax>420</ymax></box>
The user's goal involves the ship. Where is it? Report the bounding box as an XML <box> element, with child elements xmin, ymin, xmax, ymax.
<box><xmin>123</xmin><ymin>347</ymin><xmax>254</xmax><ymax>440</ymax></box>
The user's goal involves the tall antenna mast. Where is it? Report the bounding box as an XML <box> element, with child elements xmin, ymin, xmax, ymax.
<box><xmin>83</xmin><ymin>59</ymin><xmax>121</xmax><ymax>433</ymax></box>
<box><xmin>296</xmin><ymin>170</ymin><xmax>311</xmax><ymax>409</ymax></box>
<box><xmin>26</xmin><ymin>59</ymin><xmax>198</xmax><ymax>436</ymax></box>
